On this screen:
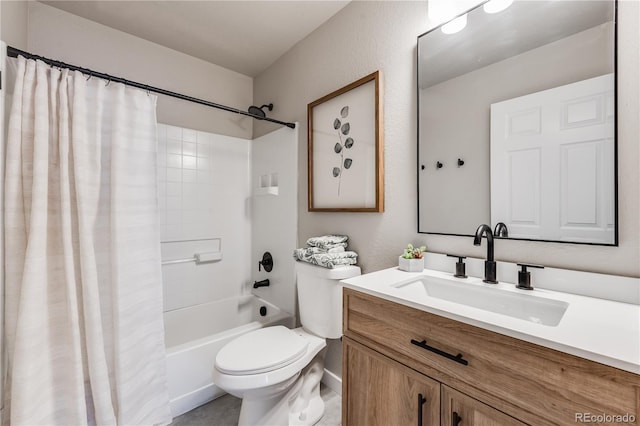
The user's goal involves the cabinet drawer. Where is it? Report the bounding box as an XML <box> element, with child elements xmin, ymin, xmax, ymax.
<box><xmin>344</xmin><ymin>288</ymin><xmax>640</xmax><ymax>425</ymax></box>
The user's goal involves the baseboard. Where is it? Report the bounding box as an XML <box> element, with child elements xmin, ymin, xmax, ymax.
<box><xmin>321</xmin><ymin>368</ymin><xmax>341</xmax><ymax>396</ymax></box>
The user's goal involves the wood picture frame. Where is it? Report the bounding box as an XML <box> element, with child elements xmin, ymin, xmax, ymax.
<box><xmin>307</xmin><ymin>71</ymin><xmax>384</xmax><ymax>212</ymax></box>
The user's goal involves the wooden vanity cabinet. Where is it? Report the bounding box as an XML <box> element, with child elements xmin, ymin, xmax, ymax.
<box><xmin>441</xmin><ymin>385</ymin><xmax>527</xmax><ymax>426</ymax></box>
<box><xmin>343</xmin><ymin>337</ymin><xmax>440</xmax><ymax>426</ymax></box>
<box><xmin>342</xmin><ymin>288</ymin><xmax>640</xmax><ymax>426</ymax></box>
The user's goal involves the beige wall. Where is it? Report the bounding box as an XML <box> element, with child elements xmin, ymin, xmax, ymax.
<box><xmin>26</xmin><ymin>2</ymin><xmax>253</xmax><ymax>138</ymax></box>
<box><xmin>255</xmin><ymin>0</ymin><xmax>639</xmax><ymax>278</ymax></box>
<box><xmin>1</xmin><ymin>0</ymin><xmax>28</xmax><ymax>49</ymax></box>
<box><xmin>255</xmin><ymin>1</ymin><xmax>432</xmax><ymax>273</ymax></box>
<box><xmin>254</xmin><ymin>1</ymin><xmax>639</xmax><ymax>377</ymax></box>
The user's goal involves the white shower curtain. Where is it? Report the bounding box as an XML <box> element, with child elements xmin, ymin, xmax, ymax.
<box><xmin>3</xmin><ymin>56</ymin><xmax>171</xmax><ymax>425</ymax></box>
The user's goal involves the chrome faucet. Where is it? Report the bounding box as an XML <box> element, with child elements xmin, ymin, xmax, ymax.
<box><xmin>473</xmin><ymin>224</ymin><xmax>497</xmax><ymax>284</ymax></box>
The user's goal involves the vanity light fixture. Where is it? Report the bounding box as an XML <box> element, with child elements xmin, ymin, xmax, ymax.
<box><xmin>441</xmin><ymin>14</ymin><xmax>468</xmax><ymax>34</ymax></box>
<box><xmin>428</xmin><ymin>1</ymin><xmax>456</xmax><ymax>24</ymax></box>
<box><xmin>483</xmin><ymin>0</ymin><xmax>513</xmax><ymax>14</ymax></box>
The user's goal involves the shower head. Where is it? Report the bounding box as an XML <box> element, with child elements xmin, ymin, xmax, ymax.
<box><xmin>247</xmin><ymin>103</ymin><xmax>273</xmax><ymax>119</ymax></box>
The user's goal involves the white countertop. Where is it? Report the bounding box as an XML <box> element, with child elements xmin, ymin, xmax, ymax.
<box><xmin>341</xmin><ymin>267</ymin><xmax>640</xmax><ymax>375</ymax></box>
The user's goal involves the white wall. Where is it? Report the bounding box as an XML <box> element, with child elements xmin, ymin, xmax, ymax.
<box><xmin>254</xmin><ymin>0</ymin><xmax>639</xmax><ymax>279</ymax></box>
<box><xmin>157</xmin><ymin>124</ymin><xmax>251</xmax><ymax>312</ymax></box>
<box><xmin>26</xmin><ymin>2</ymin><xmax>253</xmax><ymax>138</ymax></box>
<box><xmin>250</xmin><ymin>126</ymin><xmax>299</xmax><ymax>316</ymax></box>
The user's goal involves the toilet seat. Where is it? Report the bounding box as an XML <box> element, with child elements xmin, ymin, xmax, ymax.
<box><xmin>213</xmin><ymin>327</ymin><xmax>326</xmax><ymax>397</ymax></box>
<box><xmin>216</xmin><ymin>326</ymin><xmax>309</xmax><ymax>375</ymax></box>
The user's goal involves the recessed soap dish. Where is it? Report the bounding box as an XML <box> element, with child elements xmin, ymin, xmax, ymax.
<box><xmin>255</xmin><ymin>172</ymin><xmax>279</xmax><ymax>196</ymax></box>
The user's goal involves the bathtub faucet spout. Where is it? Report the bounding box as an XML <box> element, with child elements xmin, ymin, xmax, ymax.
<box><xmin>253</xmin><ymin>279</ymin><xmax>270</xmax><ymax>289</ymax></box>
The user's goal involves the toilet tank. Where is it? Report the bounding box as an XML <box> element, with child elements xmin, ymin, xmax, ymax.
<box><xmin>295</xmin><ymin>262</ymin><xmax>361</xmax><ymax>339</ymax></box>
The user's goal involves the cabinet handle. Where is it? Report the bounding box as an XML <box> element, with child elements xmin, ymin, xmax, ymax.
<box><xmin>410</xmin><ymin>339</ymin><xmax>469</xmax><ymax>366</ymax></box>
<box><xmin>452</xmin><ymin>411</ymin><xmax>462</xmax><ymax>425</ymax></box>
<box><xmin>417</xmin><ymin>393</ymin><xmax>427</xmax><ymax>426</ymax></box>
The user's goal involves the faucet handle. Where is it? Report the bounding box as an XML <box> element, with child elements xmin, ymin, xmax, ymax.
<box><xmin>516</xmin><ymin>263</ymin><xmax>544</xmax><ymax>290</ymax></box>
<box><xmin>446</xmin><ymin>254</ymin><xmax>467</xmax><ymax>278</ymax></box>
<box><xmin>494</xmin><ymin>222</ymin><xmax>509</xmax><ymax>238</ymax></box>
<box><xmin>258</xmin><ymin>251</ymin><xmax>273</xmax><ymax>272</ymax></box>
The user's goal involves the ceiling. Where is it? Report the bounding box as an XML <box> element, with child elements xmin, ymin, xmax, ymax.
<box><xmin>39</xmin><ymin>0</ymin><xmax>350</xmax><ymax>77</ymax></box>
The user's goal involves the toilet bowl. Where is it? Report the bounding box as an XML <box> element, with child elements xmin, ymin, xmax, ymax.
<box><xmin>213</xmin><ymin>327</ymin><xmax>326</xmax><ymax>425</ymax></box>
<box><xmin>213</xmin><ymin>262</ymin><xmax>361</xmax><ymax>426</ymax></box>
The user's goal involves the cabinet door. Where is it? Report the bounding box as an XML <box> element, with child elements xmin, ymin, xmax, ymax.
<box><xmin>343</xmin><ymin>337</ymin><xmax>440</xmax><ymax>426</ymax></box>
<box><xmin>441</xmin><ymin>386</ymin><xmax>528</xmax><ymax>426</ymax></box>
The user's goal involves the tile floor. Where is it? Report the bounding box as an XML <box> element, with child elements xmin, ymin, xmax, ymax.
<box><xmin>170</xmin><ymin>384</ymin><xmax>341</xmax><ymax>426</ymax></box>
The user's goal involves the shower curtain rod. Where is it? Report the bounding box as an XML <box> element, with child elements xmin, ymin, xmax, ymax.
<box><xmin>6</xmin><ymin>46</ymin><xmax>296</xmax><ymax>129</ymax></box>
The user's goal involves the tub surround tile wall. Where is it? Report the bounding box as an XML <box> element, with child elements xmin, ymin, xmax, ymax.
<box><xmin>250</xmin><ymin>126</ymin><xmax>299</xmax><ymax>317</ymax></box>
<box><xmin>158</xmin><ymin>124</ymin><xmax>251</xmax><ymax>313</ymax></box>
<box><xmin>157</xmin><ymin>123</ymin><xmax>300</xmax><ymax>318</ymax></box>
<box><xmin>157</xmin><ymin>124</ymin><xmax>250</xmax><ymax>242</ymax></box>
<box><xmin>160</xmin><ymin>239</ymin><xmax>233</xmax><ymax>312</ymax></box>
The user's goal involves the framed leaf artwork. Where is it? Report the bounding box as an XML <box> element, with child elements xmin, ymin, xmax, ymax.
<box><xmin>307</xmin><ymin>71</ymin><xmax>384</xmax><ymax>212</ymax></box>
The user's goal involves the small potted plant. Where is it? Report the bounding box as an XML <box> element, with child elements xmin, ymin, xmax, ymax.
<box><xmin>398</xmin><ymin>244</ymin><xmax>427</xmax><ymax>272</ymax></box>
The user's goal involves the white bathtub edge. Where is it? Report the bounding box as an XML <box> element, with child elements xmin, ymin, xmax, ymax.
<box><xmin>165</xmin><ymin>295</ymin><xmax>296</xmax><ymax>417</ymax></box>
<box><xmin>321</xmin><ymin>368</ymin><xmax>342</xmax><ymax>396</ymax></box>
<box><xmin>170</xmin><ymin>383</ymin><xmax>226</xmax><ymax>418</ymax></box>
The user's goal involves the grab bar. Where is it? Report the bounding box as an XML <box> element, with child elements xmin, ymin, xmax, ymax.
<box><xmin>161</xmin><ymin>251</ymin><xmax>223</xmax><ymax>265</ymax></box>
<box><xmin>161</xmin><ymin>257</ymin><xmax>197</xmax><ymax>265</ymax></box>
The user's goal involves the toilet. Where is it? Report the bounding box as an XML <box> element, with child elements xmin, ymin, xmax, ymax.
<box><xmin>213</xmin><ymin>261</ymin><xmax>361</xmax><ymax>426</ymax></box>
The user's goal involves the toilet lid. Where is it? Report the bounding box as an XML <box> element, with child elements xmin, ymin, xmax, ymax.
<box><xmin>215</xmin><ymin>326</ymin><xmax>309</xmax><ymax>375</ymax></box>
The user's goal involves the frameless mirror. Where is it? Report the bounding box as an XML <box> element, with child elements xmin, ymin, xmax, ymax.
<box><xmin>417</xmin><ymin>0</ymin><xmax>617</xmax><ymax>245</ymax></box>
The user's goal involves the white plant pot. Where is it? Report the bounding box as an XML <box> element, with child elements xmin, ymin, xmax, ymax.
<box><xmin>398</xmin><ymin>256</ymin><xmax>424</xmax><ymax>272</ymax></box>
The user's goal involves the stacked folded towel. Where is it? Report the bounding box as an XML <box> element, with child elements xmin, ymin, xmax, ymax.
<box><xmin>293</xmin><ymin>235</ymin><xmax>358</xmax><ymax>268</ymax></box>
<box><xmin>307</xmin><ymin>235</ymin><xmax>348</xmax><ymax>251</ymax></box>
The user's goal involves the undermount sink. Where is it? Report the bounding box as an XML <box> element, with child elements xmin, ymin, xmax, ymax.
<box><xmin>392</xmin><ymin>275</ymin><xmax>568</xmax><ymax>326</ymax></box>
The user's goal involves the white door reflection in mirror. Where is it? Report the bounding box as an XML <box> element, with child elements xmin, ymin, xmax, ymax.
<box><xmin>490</xmin><ymin>74</ymin><xmax>614</xmax><ymax>243</ymax></box>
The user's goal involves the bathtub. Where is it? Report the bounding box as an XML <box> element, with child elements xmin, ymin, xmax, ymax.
<box><xmin>164</xmin><ymin>294</ymin><xmax>294</xmax><ymax>417</ymax></box>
